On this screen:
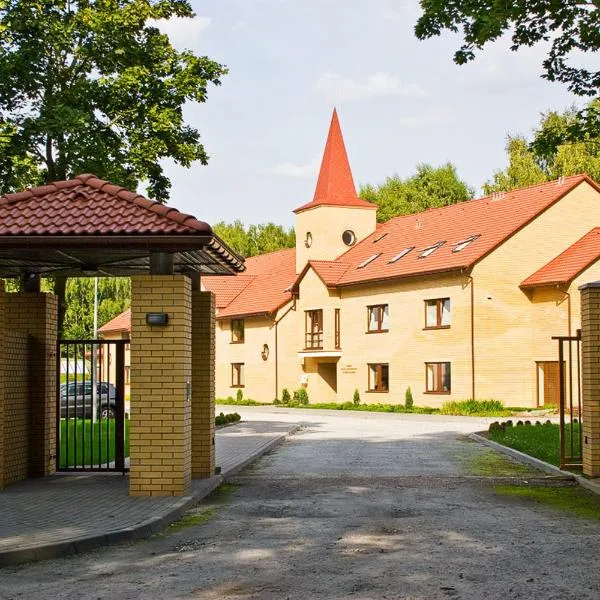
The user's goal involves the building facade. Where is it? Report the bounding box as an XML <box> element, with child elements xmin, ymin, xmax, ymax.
<box><xmin>103</xmin><ymin>110</ymin><xmax>600</xmax><ymax>408</ymax></box>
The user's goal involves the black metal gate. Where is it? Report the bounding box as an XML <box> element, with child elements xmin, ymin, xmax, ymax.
<box><xmin>553</xmin><ymin>330</ymin><xmax>582</xmax><ymax>470</ymax></box>
<box><xmin>57</xmin><ymin>339</ymin><xmax>128</xmax><ymax>473</ymax></box>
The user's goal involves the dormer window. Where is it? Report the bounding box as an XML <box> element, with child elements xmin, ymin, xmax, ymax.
<box><xmin>419</xmin><ymin>241</ymin><xmax>445</xmax><ymax>258</ymax></box>
<box><xmin>452</xmin><ymin>234</ymin><xmax>480</xmax><ymax>252</ymax></box>
<box><xmin>357</xmin><ymin>253</ymin><xmax>381</xmax><ymax>269</ymax></box>
<box><xmin>389</xmin><ymin>247</ymin><xmax>414</xmax><ymax>263</ymax></box>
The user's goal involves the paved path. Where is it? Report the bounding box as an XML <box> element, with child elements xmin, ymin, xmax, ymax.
<box><xmin>2</xmin><ymin>408</ymin><xmax>600</xmax><ymax>600</ymax></box>
<box><xmin>0</xmin><ymin>419</ymin><xmax>297</xmax><ymax>566</ymax></box>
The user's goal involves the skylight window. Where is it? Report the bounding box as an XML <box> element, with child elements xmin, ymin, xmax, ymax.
<box><xmin>357</xmin><ymin>253</ymin><xmax>382</xmax><ymax>269</ymax></box>
<box><xmin>388</xmin><ymin>247</ymin><xmax>414</xmax><ymax>264</ymax></box>
<box><xmin>452</xmin><ymin>234</ymin><xmax>480</xmax><ymax>253</ymax></box>
<box><xmin>373</xmin><ymin>232</ymin><xmax>388</xmax><ymax>243</ymax></box>
<box><xmin>418</xmin><ymin>241</ymin><xmax>445</xmax><ymax>258</ymax></box>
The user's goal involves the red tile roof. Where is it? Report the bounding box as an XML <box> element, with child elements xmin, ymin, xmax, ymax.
<box><xmin>98</xmin><ymin>309</ymin><xmax>131</xmax><ymax>335</ymax></box>
<box><xmin>203</xmin><ymin>248</ymin><xmax>297</xmax><ymax>319</ymax></box>
<box><xmin>303</xmin><ymin>260</ymin><xmax>351</xmax><ymax>287</ymax></box>
<box><xmin>0</xmin><ymin>173</ymin><xmax>213</xmax><ymax>235</ymax></box>
<box><xmin>521</xmin><ymin>228</ymin><xmax>600</xmax><ymax>288</ymax></box>
<box><xmin>323</xmin><ymin>175</ymin><xmax>598</xmax><ymax>287</ymax></box>
<box><xmin>293</xmin><ymin>109</ymin><xmax>376</xmax><ymax>214</ymax></box>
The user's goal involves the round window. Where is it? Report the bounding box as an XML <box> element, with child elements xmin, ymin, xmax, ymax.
<box><xmin>304</xmin><ymin>232</ymin><xmax>313</xmax><ymax>248</ymax></box>
<box><xmin>342</xmin><ymin>229</ymin><xmax>356</xmax><ymax>246</ymax></box>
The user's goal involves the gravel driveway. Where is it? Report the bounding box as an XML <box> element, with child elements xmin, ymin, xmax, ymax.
<box><xmin>1</xmin><ymin>408</ymin><xmax>599</xmax><ymax>600</ymax></box>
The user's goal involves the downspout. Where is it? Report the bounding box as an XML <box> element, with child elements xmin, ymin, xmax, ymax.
<box><xmin>273</xmin><ymin>297</ymin><xmax>297</xmax><ymax>400</ymax></box>
<box><xmin>469</xmin><ymin>275</ymin><xmax>475</xmax><ymax>401</ymax></box>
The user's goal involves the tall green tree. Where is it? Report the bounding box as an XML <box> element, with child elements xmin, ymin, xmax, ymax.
<box><xmin>63</xmin><ymin>277</ymin><xmax>130</xmax><ymax>340</ymax></box>
<box><xmin>485</xmin><ymin>102</ymin><xmax>600</xmax><ymax>193</ymax></box>
<box><xmin>0</xmin><ymin>0</ymin><xmax>226</xmax><ymax>201</ymax></box>
<box><xmin>360</xmin><ymin>163</ymin><xmax>474</xmax><ymax>223</ymax></box>
<box><xmin>415</xmin><ymin>1</ymin><xmax>600</xmax><ymax>144</ymax></box>
<box><xmin>213</xmin><ymin>220</ymin><xmax>295</xmax><ymax>258</ymax></box>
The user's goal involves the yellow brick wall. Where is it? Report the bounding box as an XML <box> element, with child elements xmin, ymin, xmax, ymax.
<box><xmin>130</xmin><ymin>275</ymin><xmax>192</xmax><ymax>496</ymax></box>
<box><xmin>295</xmin><ymin>205</ymin><xmax>377</xmax><ymax>273</ymax></box>
<box><xmin>473</xmin><ymin>181</ymin><xmax>600</xmax><ymax>406</ymax></box>
<box><xmin>191</xmin><ymin>290</ymin><xmax>215</xmax><ymax>478</ymax></box>
<box><xmin>2</xmin><ymin>331</ymin><xmax>30</xmax><ymax>485</ymax></box>
<box><xmin>580</xmin><ymin>284</ymin><xmax>600</xmax><ymax>477</ymax></box>
<box><xmin>215</xmin><ymin>301</ymin><xmax>298</xmax><ymax>402</ymax></box>
<box><xmin>2</xmin><ymin>292</ymin><xmax>57</xmax><ymax>480</ymax></box>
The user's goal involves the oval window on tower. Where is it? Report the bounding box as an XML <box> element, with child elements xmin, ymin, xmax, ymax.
<box><xmin>305</xmin><ymin>232</ymin><xmax>313</xmax><ymax>248</ymax></box>
<box><xmin>342</xmin><ymin>229</ymin><xmax>356</xmax><ymax>246</ymax></box>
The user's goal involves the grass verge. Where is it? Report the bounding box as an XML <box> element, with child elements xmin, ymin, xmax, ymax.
<box><xmin>488</xmin><ymin>421</ymin><xmax>580</xmax><ymax>467</ymax></box>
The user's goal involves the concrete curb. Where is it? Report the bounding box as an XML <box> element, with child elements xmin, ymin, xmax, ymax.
<box><xmin>221</xmin><ymin>424</ymin><xmax>302</xmax><ymax>479</ymax></box>
<box><xmin>468</xmin><ymin>432</ymin><xmax>575</xmax><ymax>479</ymax></box>
<box><xmin>470</xmin><ymin>432</ymin><xmax>600</xmax><ymax>495</ymax></box>
<box><xmin>0</xmin><ymin>423</ymin><xmax>300</xmax><ymax>567</ymax></box>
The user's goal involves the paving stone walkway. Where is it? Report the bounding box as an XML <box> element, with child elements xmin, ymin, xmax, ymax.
<box><xmin>0</xmin><ymin>419</ymin><xmax>299</xmax><ymax>566</ymax></box>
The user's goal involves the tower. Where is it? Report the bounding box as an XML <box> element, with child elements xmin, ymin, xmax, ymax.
<box><xmin>294</xmin><ymin>109</ymin><xmax>377</xmax><ymax>273</ymax></box>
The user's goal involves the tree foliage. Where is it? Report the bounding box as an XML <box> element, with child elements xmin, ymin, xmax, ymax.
<box><xmin>485</xmin><ymin>102</ymin><xmax>600</xmax><ymax>194</ymax></box>
<box><xmin>415</xmin><ymin>1</ymin><xmax>600</xmax><ymax>144</ymax></box>
<box><xmin>212</xmin><ymin>220</ymin><xmax>296</xmax><ymax>258</ymax></box>
<box><xmin>0</xmin><ymin>0</ymin><xmax>226</xmax><ymax>201</ymax></box>
<box><xmin>359</xmin><ymin>163</ymin><xmax>474</xmax><ymax>223</ymax></box>
<box><xmin>63</xmin><ymin>277</ymin><xmax>130</xmax><ymax>340</ymax></box>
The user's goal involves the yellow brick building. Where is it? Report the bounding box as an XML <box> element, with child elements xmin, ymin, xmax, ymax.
<box><xmin>105</xmin><ymin>110</ymin><xmax>600</xmax><ymax>409</ymax></box>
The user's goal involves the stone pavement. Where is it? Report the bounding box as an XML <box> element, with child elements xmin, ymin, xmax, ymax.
<box><xmin>0</xmin><ymin>419</ymin><xmax>299</xmax><ymax>567</ymax></box>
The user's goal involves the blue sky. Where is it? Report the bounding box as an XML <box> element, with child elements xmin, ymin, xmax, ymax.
<box><xmin>155</xmin><ymin>0</ymin><xmax>582</xmax><ymax>227</ymax></box>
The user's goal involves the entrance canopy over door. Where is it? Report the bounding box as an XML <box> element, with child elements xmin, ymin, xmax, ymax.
<box><xmin>0</xmin><ymin>173</ymin><xmax>244</xmax><ymax>278</ymax></box>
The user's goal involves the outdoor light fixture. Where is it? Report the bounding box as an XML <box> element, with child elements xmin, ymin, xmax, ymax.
<box><xmin>146</xmin><ymin>312</ymin><xmax>169</xmax><ymax>326</ymax></box>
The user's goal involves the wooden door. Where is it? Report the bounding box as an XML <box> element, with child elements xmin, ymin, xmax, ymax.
<box><xmin>537</xmin><ymin>361</ymin><xmax>560</xmax><ymax>407</ymax></box>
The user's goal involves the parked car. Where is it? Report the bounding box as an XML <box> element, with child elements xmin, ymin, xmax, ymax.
<box><xmin>59</xmin><ymin>381</ymin><xmax>119</xmax><ymax>419</ymax></box>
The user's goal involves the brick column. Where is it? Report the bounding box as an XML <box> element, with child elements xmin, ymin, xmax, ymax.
<box><xmin>130</xmin><ymin>275</ymin><xmax>192</xmax><ymax>496</ymax></box>
<box><xmin>191</xmin><ymin>290</ymin><xmax>216</xmax><ymax>478</ymax></box>
<box><xmin>0</xmin><ymin>282</ymin><xmax>4</xmax><ymax>490</ymax></box>
<box><xmin>4</xmin><ymin>292</ymin><xmax>58</xmax><ymax>479</ymax></box>
<box><xmin>580</xmin><ymin>282</ymin><xmax>600</xmax><ymax>477</ymax></box>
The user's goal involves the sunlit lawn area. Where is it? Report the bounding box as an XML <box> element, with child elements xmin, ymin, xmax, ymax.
<box><xmin>488</xmin><ymin>421</ymin><xmax>580</xmax><ymax>468</ymax></box>
<box><xmin>59</xmin><ymin>418</ymin><xmax>130</xmax><ymax>468</ymax></box>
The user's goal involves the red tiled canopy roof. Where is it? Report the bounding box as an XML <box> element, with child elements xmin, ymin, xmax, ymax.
<box><xmin>293</xmin><ymin>109</ymin><xmax>376</xmax><ymax>214</ymax></box>
<box><xmin>0</xmin><ymin>174</ymin><xmax>244</xmax><ymax>277</ymax></box>
<box><xmin>521</xmin><ymin>227</ymin><xmax>600</xmax><ymax>288</ymax></box>
<box><xmin>98</xmin><ymin>309</ymin><xmax>131</xmax><ymax>334</ymax></box>
<box><xmin>203</xmin><ymin>248</ymin><xmax>296</xmax><ymax>319</ymax></box>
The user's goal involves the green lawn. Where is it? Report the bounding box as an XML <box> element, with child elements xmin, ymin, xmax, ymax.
<box><xmin>59</xmin><ymin>418</ymin><xmax>130</xmax><ymax>468</ymax></box>
<box><xmin>488</xmin><ymin>421</ymin><xmax>580</xmax><ymax>467</ymax></box>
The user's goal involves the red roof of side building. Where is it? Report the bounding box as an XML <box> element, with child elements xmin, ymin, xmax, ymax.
<box><xmin>321</xmin><ymin>175</ymin><xmax>600</xmax><ymax>287</ymax></box>
<box><xmin>293</xmin><ymin>109</ymin><xmax>376</xmax><ymax>214</ymax></box>
<box><xmin>98</xmin><ymin>309</ymin><xmax>131</xmax><ymax>335</ymax></box>
<box><xmin>203</xmin><ymin>248</ymin><xmax>297</xmax><ymax>319</ymax></box>
<box><xmin>521</xmin><ymin>228</ymin><xmax>600</xmax><ymax>288</ymax></box>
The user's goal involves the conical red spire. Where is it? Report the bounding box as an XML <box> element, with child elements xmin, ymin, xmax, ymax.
<box><xmin>294</xmin><ymin>109</ymin><xmax>375</xmax><ymax>213</ymax></box>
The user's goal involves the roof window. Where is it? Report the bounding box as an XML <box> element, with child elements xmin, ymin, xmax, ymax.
<box><xmin>357</xmin><ymin>253</ymin><xmax>382</xmax><ymax>269</ymax></box>
<box><xmin>452</xmin><ymin>234</ymin><xmax>480</xmax><ymax>253</ymax></box>
<box><xmin>373</xmin><ymin>232</ymin><xmax>388</xmax><ymax>243</ymax></box>
<box><xmin>418</xmin><ymin>241</ymin><xmax>445</xmax><ymax>258</ymax></box>
<box><xmin>388</xmin><ymin>247</ymin><xmax>414</xmax><ymax>264</ymax></box>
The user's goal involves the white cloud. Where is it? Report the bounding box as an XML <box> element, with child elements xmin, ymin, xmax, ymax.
<box><xmin>147</xmin><ymin>16</ymin><xmax>211</xmax><ymax>52</ymax></box>
<box><xmin>396</xmin><ymin>106</ymin><xmax>454</xmax><ymax>129</ymax></box>
<box><xmin>381</xmin><ymin>1</ymin><xmax>419</xmax><ymax>22</ymax></box>
<box><xmin>270</xmin><ymin>157</ymin><xmax>320</xmax><ymax>178</ymax></box>
<box><xmin>315</xmin><ymin>72</ymin><xmax>426</xmax><ymax>103</ymax></box>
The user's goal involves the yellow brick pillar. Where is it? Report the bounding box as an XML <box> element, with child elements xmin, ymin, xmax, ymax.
<box><xmin>580</xmin><ymin>282</ymin><xmax>600</xmax><ymax>478</ymax></box>
<box><xmin>191</xmin><ymin>290</ymin><xmax>216</xmax><ymax>478</ymax></box>
<box><xmin>4</xmin><ymin>292</ymin><xmax>58</xmax><ymax>479</ymax></box>
<box><xmin>130</xmin><ymin>275</ymin><xmax>192</xmax><ymax>496</ymax></box>
<box><xmin>0</xmin><ymin>281</ymin><xmax>5</xmax><ymax>490</ymax></box>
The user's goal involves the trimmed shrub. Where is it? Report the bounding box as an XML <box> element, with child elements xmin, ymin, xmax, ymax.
<box><xmin>215</xmin><ymin>412</ymin><xmax>241</xmax><ymax>426</ymax></box>
<box><xmin>236</xmin><ymin>388</ymin><xmax>243</xmax><ymax>402</ymax></box>
<box><xmin>273</xmin><ymin>397</ymin><xmax>281</xmax><ymax>405</ymax></box>
<box><xmin>405</xmin><ymin>386</ymin><xmax>414</xmax><ymax>410</ymax></box>
<box><xmin>294</xmin><ymin>388</ymin><xmax>309</xmax><ymax>405</ymax></box>
<box><xmin>353</xmin><ymin>389</ymin><xmax>361</xmax><ymax>406</ymax></box>
<box><xmin>281</xmin><ymin>388</ymin><xmax>291</xmax><ymax>404</ymax></box>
